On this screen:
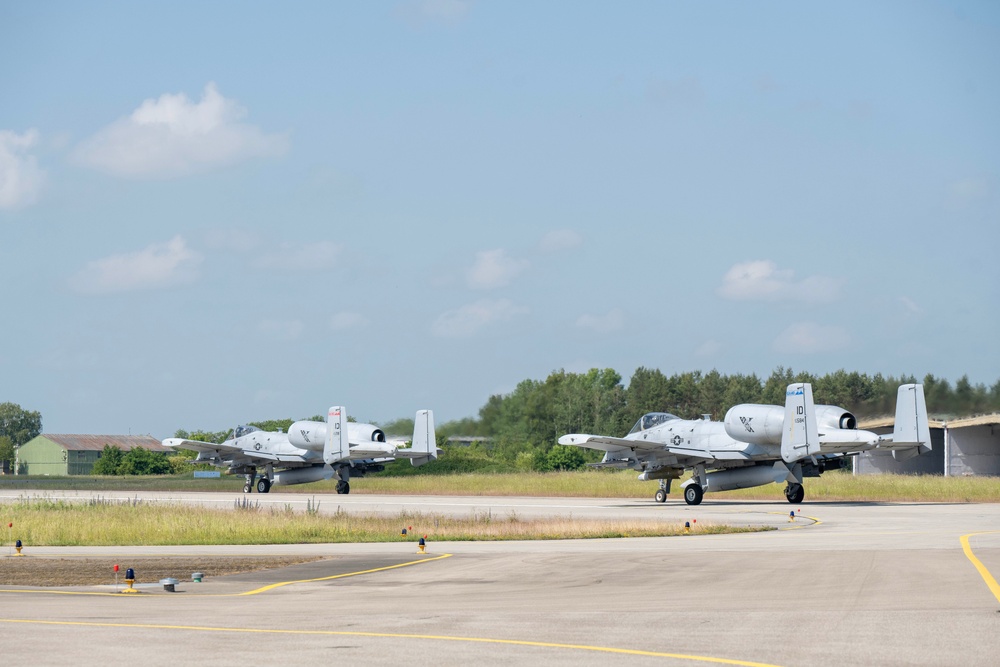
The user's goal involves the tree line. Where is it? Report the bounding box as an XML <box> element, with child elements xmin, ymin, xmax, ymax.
<box><xmin>5</xmin><ymin>367</ymin><xmax>998</xmax><ymax>476</ymax></box>
<box><xmin>456</xmin><ymin>367</ymin><xmax>1000</xmax><ymax>450</ymax></box>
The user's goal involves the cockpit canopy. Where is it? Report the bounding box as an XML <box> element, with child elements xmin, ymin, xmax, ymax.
<box><xmin>230</xmin><ymin>425</ymin><xmax>260</xmax><ymax>440</ymax></box>
<box><xmin>628</xmin><ymin>412</ymin><xmax>680</xmax><ymax>435</ymax></box>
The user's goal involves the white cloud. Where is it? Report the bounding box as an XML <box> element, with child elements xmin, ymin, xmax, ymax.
<box><xmin>255</xmin><ymin>241</ymin><xmax>341</xmax><ymax>271</ymax></box>
<box><xmin>0</xmin><ymin>129</ymin><xmax>45</xmax><ymax>210</ymax></box>
<box><xmin>431</xmin><ymin>299</ymin><xmax>528</xmax><ymax>337</ymax></box>
<box><xmin>73</xmin><ymin>82</ymin><xmax>288</xmax><ymax>178</ymax></box>
<box><xmin>330</xmin><ymin>312</ymin><xmax>369</xmax><ymax>331</ymax></box>
<box><xmin>575</xmin><ymin>308</ymin><xmax>624</xmax><ymax>334</ymax></box>
<box><xmin>467</xmin><ymin>249</ymin><xmax>528</xmax><ymax>289</ymax></box>
<box><xmin>717</xmin><ymin>260</ymin><xmax>841</xmax><ymax>303</ymax></box>
<box><xmin>539</xmin><ymin>229</ymin><xmax>583</xmax><ymax>252</ymax></box>
<box><xmin>258</xmin><ymin>319</ymin><xmax>304</xmax><ymax>340</ymax></box>
<box><xmin>71</xmin><ymin>236</ymin><xmax>202</xmax><ymax>294</ymax></box>
<box><xmin>772</xmin><ymin>322</ymin><xmax>850</xmax><ymax>354</ymax></box>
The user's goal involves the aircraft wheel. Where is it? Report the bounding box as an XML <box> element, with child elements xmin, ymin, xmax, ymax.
<box><xmin>256</xmin><ymin>478</ymin><xmax>271</xmax><ymax>494</ymax></box>
<box><xmin>243</xmin><ymin>483</ymin><xmax>252</xmax><ymax>494</ymax></box>
<box><xmin>342</xmin><ymin>481</ymin><xmax>350</xmax><ymax>495</ymax></box>
<box><xmin>336</xmin><ymin>480</ymin><xmax>349</xmax><ymax>494</ymax></box>
<box><xmin>785</xmin><ymin>483</ymin><xmax>804</xmax><ymax>504</ymax></box>
<box><xmin>654</xmin><ymin>489</ymin><xmax>667</xmax><ymax>503</ymax></box>
<box><xmin>683</xmin><ymin>484</ymin><xmax>703</xmax><ymax>506</ymax></box>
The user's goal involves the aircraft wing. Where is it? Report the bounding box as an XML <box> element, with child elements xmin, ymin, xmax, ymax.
<box><xmin>164</xmin><ymin>438</ymin><xmax>241</xmax><ymax>456</ymax></box>
<box><xmin>558</xmin><ymin>434</ymin><xmax>657</xmax><ymax>453</ymax></box>
<box><xmin>558</xmin><ymin>434</ymin><xmax>748</xmax><ymax>464</ymax></box>
<box><xmin>164</xmin><ymin>438</ymin><xmax>309</xmax><ymax>465</ymax></box>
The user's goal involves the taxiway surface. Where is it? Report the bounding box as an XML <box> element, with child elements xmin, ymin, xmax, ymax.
<box><xmin>1</xmin><ymin>492</ymin><xmax>997</xmax><ymax>666</ymax></box>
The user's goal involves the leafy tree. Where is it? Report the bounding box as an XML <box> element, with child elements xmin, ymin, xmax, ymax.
<box><xmin>118</xmin><ymin>447</ymin><xmax>172</xmax><ymax>475</ymax></box>
<box><xmin>546</xmin><ymin>445</ymin><xmax>585</xmax><ymax>471</ymax></box>
<box><xmin>722</xmin><ymin>373</ymin><xmax>763</xmax><ymax>408</ymax></box>
<box><xmin>379</xmin><ymin>417</ymin><xmax>415</xmax><ymax>436</ymax></box>
<box><xmin>0</xmin><ymin>402</ymin><xmax>42</xmax><ymax>448</ymax></box>
<box><xmin>92</xmin><ymin>445</ymin><xmax>125</xmax><ymax>475</ymax></box>
<box><xmin>0</xmin><ymin>435</ymin><xmax>14</xmax><ymax>472</ymax></box>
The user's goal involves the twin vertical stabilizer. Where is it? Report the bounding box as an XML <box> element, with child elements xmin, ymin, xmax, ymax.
<box><xmin>410</xmin><ymin>409</ymin><xmax>437</xmax><ymax>467</ymax></box>
<box><xmin>891</xmin><ymin>384</ymin><xmax>931</xmax><ymax>461</ymax></box>
<box><xmin>781</xmin><ymin>383</ymin><xmax>821</xmax><ymax>463</ymax></box>
<box><xmin>324</xmin><ymin>405</ymin><xmax>350</xmax><ymax>464</ymax></box>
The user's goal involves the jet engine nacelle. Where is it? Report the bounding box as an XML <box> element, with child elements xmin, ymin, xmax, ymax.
<box><xmin>288</xmin><ymin>420</ymin><xmax>386</xmax><ymax>451</ymax></box>
<box><xmin>814</xmin><ymin>406</ymin><xmax>857</xmax><ymax>430</ymax></box>
<box><xmin>725</xmin><ymin>404</ymin><xmax>858</xmax><ymax>445</ymax></box>
<box><xmin>723</xmin><ymin>405</ymin><xmax>784</xmax><ymax>445</ymax></box>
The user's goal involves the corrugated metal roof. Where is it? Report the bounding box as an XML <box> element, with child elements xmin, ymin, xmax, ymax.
<box><xmin>859</xmin><ymin>413</ymin><xmax>1000</xmax><ymax>430</ymax></box>
<box><xmin>37</xmin><ymin>435</ymin><xmax>172</xmax><ymax>453</ymax></box>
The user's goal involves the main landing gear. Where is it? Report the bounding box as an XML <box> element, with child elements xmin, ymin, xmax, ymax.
<box><xmin>683</xmin><ymin>484</ymin><xmax>704</xmax><ymax>506</ymax></box>
<box><xmin>336</xmin><ymin>480</ymin><xmax>351</xmax><ymax>494</ymax></box>
<box><xmin>785</xmin><ymin>483</ymin><xmax>804</xmax><ymax>504</ymax></box>
<box><xmin>243</xmin><ymin>467</ymin><xmax>273</xmax><ymax>493</ymax></box>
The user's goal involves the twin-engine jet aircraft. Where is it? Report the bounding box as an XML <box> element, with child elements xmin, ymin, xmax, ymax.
<box><xmin>165</xmin><ymin>407</ymin><xmax>437</xmax><ymax>494</ymax></box>
<box><xmin>559</xmin><ymin>383</ymin><xmax>930</xmax><ymax>505</ymax></box>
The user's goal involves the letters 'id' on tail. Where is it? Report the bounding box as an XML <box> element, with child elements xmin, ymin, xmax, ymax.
<box><xmin>781</xmin><ymin>383</ymin><xmax>820</xmax><ymax>463</ymax></box>
<box><xmin>324</xmin><ymin>405</ymin><xmax>350</xmax><ymax>465</ymax></box>
<box><xmin>410</xmin><ymin>409</ymin><xmax>437</xmax><ymax>467</ymax></box>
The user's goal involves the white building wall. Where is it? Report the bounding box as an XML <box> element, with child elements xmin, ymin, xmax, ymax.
<box><xmin>947</xmin><ymin>424</ymin><xmax>1000</xmax><ymax>476</ymax></box>
<box><xmin>856</xmin><ymin>428</ymin><xmax>945</xmax><ymax>475</ymax></box>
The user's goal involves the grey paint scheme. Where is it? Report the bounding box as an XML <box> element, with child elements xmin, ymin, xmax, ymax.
<box><xmin>559</xmin><ymin>383</ymin><xmax>930</xmax><ymax>505</ymax></box>
<box><xmin>164</xmin><ymin>407</ymin><xmax>437</xmax><ymax>494</ymax></box>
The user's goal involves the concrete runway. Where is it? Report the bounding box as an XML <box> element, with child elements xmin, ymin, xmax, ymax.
<box><xmin>1</xmin><ymin>492</ymin><xmax>998</xmax><ymax>666</ymax></box>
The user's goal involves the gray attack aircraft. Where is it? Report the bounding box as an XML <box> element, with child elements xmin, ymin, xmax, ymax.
<box><xmin>559</xmin><ymin>383</ymin><xmax>930</xmax><ymax>505</ymax></box>
<box><xmin>165</xmin><ymin>407</ymin><xmax>437</xmax><ymax>494</ymax></box>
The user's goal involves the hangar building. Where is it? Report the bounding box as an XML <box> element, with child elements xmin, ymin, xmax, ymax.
<box><xmin>16</xmin><ymin>434</ymin><xmax>171</xmax><ymax>475</ymax></box>
<box><xmin>856</xmin><ymin>414</ymin><xmax>1000</xmax><ymax>476</ymax></box>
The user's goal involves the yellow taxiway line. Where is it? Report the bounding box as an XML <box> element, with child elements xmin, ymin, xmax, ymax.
<box><xmin>960</xmin><ymin>531</ymin><xmax>1000</xmax><ymax>604</ymax></box>
<box><xmin>237</xmin><ymin>552</ymin><xmax>452</xmax><ymax>595</ymax></box>
<box><xmin>0</xmin><ymin>617</ymin><xmax>783</xmax><ymax>666</ymax></box>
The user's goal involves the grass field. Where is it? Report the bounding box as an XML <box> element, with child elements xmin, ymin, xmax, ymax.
<box><xmin>0</xmin><ymin>496</ymin><xmax>763</xmax><ymax>546</ymax></box>
<box><xmin>1</xmin><ymin>469</ymin><xmax>997</xmax><ymax>502</ymax></box>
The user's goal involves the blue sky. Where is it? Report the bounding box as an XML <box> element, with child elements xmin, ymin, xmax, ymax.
<box><xmin>2</xmin><ymin>1</ymin><xmax>998</xmax><ymax>437</ymax></box>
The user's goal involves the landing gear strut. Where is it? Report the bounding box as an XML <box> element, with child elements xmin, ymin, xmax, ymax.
<box><xmin>654</xmin><ymin>478</ymin><xmax>670</xmax><ymax>503</ymax></box>
<box><xmin>243</xmin><ymin>467</ymin><xmax>257</xmax><ymax>494</ymax></box>
<box><xmin>785</xmin><ymin>483</ymin><xmax>804</xmax><ymax>504</ymax></box>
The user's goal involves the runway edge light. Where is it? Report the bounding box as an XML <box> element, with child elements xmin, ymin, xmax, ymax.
<box><xmin>122</xmin><ymin>567</ymin><xmax>138</xmax><ymax>594</ymax></box>
<box><xmin>14</xmin><ymin>539</ymin><xmax>23</xmax><ymax>556</ymax></box>
<box><xmin>418</xmin><ymin>536</ymin><xmax>427</xmax><ymax>554</ymax></box>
